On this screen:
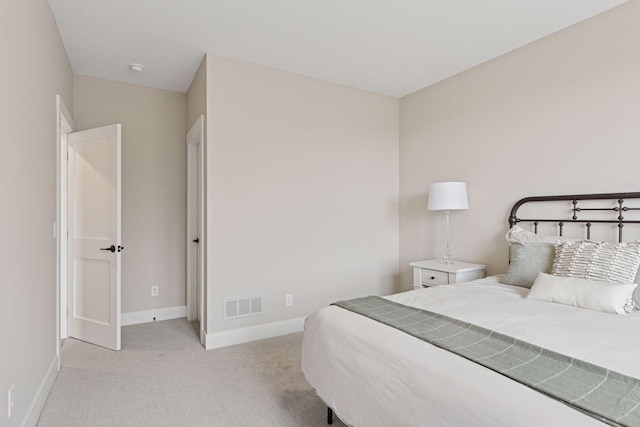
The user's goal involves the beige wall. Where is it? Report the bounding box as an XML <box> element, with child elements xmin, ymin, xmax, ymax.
<box><xmin>399</xmin><ymin>1</ymin><xmax>640</xmax><ymax>287</ymax></box>
<box><xmin>73</xmin><ymin>76</ymin><xmax>187</xmax><ymax>313</ymax></box>
<box><xmin>205</xmin><ymin>54</ymin><xmax>400</xmax><ymax>333</ymax></box>
<box><xmin>187</xmin><ymin>57</ymin><xmax>207</xmax><ymax>131</ymax></box>
<box><xmin>0</xmin><ymin>1</ymin><xmax>73</xmax><ymax>425</ymax></box>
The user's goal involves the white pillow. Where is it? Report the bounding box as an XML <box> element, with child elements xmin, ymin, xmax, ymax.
<box><xmin>551</xmin><ymin>240</ymin><xmax>640</xmax><ymax>284</ymax></box>
<box><xmin>527</xmin><ymin>273</ymin><xmax>636</xmax><ymax>315</ymax></box>
<box><xmin>505</xmin><ymin>225</ymin><xmax>566</xmax><ymax>244</ymax></box>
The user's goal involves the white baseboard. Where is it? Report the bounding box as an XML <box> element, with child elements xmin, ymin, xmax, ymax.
<box><xmin>122</xmin><ymin>305</ymin><xmax>186</xmax><ymax>326</ymax></box>
<box><xmin>204</xmin><ymin>316</ymin><xmax>305</xmax><ymax>350</ymax></box>
<box><xmin>23</xmin><ymin>355</ymin><xmax>58</xmax><ymax>427</ymax></box>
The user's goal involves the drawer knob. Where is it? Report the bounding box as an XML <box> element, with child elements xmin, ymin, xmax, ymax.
<box><xmin>430</xmin><ymin>276</ymin><xmax>435</xmax><ymax>280</ymax></box>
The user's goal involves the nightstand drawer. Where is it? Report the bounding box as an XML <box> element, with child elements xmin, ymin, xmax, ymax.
<box><xmin>410</xmin><ymin>260</ymin><xmax>486</xmax><ymax>290</ymax></box>
<box><xmin>420</xmin><ymin>269</ymin><xmax>449</xmax><ymax>286</ymax></box>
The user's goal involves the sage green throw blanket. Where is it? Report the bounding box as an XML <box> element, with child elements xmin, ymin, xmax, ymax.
<box><xmin>333</xmin><ymin>296</ymin><xmax>640</xmax><ymax>427</ymax></box>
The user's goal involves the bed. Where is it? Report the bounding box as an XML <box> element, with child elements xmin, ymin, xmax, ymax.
<box><xmin>301</xmin><ymin>192</ymin><xmax>640</xmax><ymax>427</ymax></box>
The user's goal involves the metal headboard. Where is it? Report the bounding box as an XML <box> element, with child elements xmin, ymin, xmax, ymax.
<box><xmin>508</xmin><ymin>192</ymin><xmax>640</xmax><ymax>243</ymax></box>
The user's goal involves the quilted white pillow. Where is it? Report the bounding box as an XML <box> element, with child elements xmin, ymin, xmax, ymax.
<box><xmin>551</xmin><ymin>240</ymin><xmax>640</xmax><ymax>284</ymax></box>
<box><xmin>527</xmin><ymin>273</ymin><xmax>636</xmax><ymax>315</ymax></box>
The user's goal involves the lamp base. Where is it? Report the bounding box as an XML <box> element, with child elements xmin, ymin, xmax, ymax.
<box><xmin>439</xmin><ymin>210</ymin><xmax>454</xmax><ymax>265</ymax></box>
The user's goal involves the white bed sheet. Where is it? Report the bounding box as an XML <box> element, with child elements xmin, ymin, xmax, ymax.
<box><xmin>301</xmin><ymin>276</ymin><xmax>640</xmax><ymax>427</ymax></box>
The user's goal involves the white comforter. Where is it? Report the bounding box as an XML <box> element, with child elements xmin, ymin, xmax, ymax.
<box><xmin>302</xmin><ymin>276</ymin><xmax>640</xmax><ymax>427</ymax></box>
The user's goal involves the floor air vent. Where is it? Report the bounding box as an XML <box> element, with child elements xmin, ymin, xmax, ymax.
<box><xmin>224</xmin><ymin>296</ymin><xmax>262</xmax><ymax>320</ymax></box>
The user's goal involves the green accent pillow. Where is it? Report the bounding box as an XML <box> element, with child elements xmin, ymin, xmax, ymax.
<box><xmin>504</xmin><ymin>242</ymin><xmax>556</xmax><ymax>288</ymax></box>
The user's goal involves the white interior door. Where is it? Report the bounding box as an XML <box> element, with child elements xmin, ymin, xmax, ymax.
<box><xmin>67</xmin><ymin>124</ymin><xmax>122</xmax><ymax>351</ymax></box>
<box><xmin>186</xmin><ymin>116</ymin><xmax>204</xmax><ymax>338</ymax></box>
<box><xmin>186</xmin><ymin>141</ymin><xmax>199</xmax><ymax>321</ymax></box>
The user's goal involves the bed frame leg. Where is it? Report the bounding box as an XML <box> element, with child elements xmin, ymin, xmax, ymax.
<box><xmin>327</xmin><ymin>407</ymin><xmax>333</xmax><ymax>425</ymax></box>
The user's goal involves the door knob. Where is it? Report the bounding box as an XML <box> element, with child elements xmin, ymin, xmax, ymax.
<box><xmin>100</xmin><ymin>245</ymin><xmax>116</xmax><ymax>253</ymax></box>
<box><xmin>193</xmin><ymin>238</ymin><xmax>200</xmax><ymax>244</ymax></box>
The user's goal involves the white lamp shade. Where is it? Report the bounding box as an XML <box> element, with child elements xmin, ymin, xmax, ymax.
<box><xmin>428</xmin><ymin>182</ymin><xmax>468</xmax><ymax>211</ymax></box>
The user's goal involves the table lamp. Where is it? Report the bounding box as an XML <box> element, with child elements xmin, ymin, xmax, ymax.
<box><xmin>428</xmin><ymin>182</ymin><xmax>468</xmax><ymax>264</ymax></box>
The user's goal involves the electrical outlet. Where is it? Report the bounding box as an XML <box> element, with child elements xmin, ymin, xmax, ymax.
<box><xmin>8</xmin><ymin>385</ymin><xmax>14</xmax><ymax>418</ymax></box>
<box><xmin>285</xmin><ymin>293</ymin><xmax>293</xmax><ymax>306</ymax></box>
<box><xmin>151</xmin><ymin>286</ymin><xmax>159</xmax><ymax>297</ymax></box>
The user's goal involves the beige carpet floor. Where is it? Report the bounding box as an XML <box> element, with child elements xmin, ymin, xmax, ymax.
<box><xmin>38</xmin><ymin>319</ymin><xmax>346</xmax><ymax>426</ymax></box>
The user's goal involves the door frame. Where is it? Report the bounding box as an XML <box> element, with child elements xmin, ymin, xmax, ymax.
<box><xmin>186</xmin><ymin>115</ymin><xmax>205</xmax><ymax>344</ymax></box>
<box><xmin>55</xmin><ymin>95</ymin><xmax>75</xmax><ymax>369</ymax></box>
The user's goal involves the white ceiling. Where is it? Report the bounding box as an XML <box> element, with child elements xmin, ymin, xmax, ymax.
<box><xmin>48</xmin><ymin>0</ymin><xmax>628</xmax><ymax>98</ymax></box>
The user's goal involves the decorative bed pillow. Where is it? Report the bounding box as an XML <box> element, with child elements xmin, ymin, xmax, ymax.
<box><xmin>505</xmin><ymin>225</ymin><xmax>565</xmax><ymax>244</ymax></box>
<box><xmin>635</xmin><ymin>270</ymin><xmax>640</xmax><ymax>308</ymax></box>
<box><xmin>527</xmin><ymin>273</ymin><xmax>636</xmax><ymax>314</ymax></box>
<box><xmin>504</xmin><ymin>225</ymin><xmax>566</xmax><ymax>288</ymax></box>
<box><xmin>550</xmin><ymin>240</ymin><xmax>640</xmax><ymax>284</ymax></box>
<box><xmin>503</xmin><ymin>242</ymin><xmax>555</xmax><ymax>288</ymax></box>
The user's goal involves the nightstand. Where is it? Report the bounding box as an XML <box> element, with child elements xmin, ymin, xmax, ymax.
<box><xmin>410</xmin><ymin>260</ymin><xmax>486</xmax><ymax>290</ymax></box>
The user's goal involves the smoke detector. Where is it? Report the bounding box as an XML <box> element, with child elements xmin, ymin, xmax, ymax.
<box><xmin>129</xmin><ymin>63</ymin><xmax>144</xmax><ymax>73</ymax></box>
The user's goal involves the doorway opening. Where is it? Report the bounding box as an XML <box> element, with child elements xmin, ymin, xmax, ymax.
<box><xmin>56</xmin><ymin>95</ymin><xmax>74</xmax><ymax>366</ymax></box>
<box><xmin>56</xmin><ymin>95</ymin><xmax>123</xmax><ymax>358</ymax></box>
<box><xmin>186</xmin><ymin>115</ymin><xmax>205</xmax><ymax>345</ymax></box>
